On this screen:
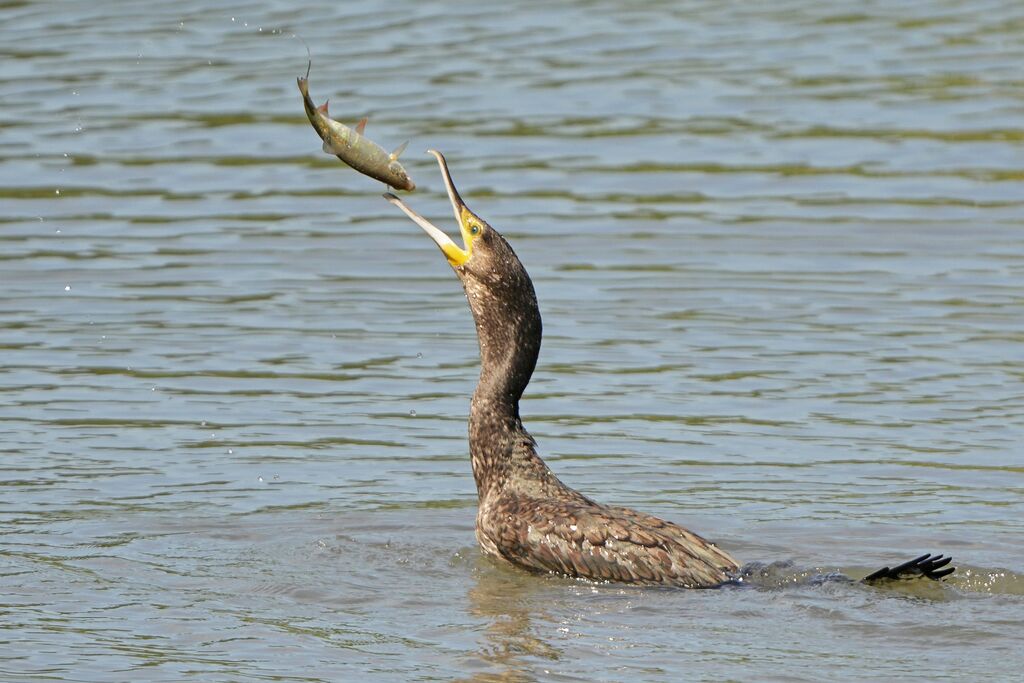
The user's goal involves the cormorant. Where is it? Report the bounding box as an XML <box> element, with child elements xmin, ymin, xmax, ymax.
<box><xmin>384</xmin><ymin>151</ymin><xmax>954</xmax><ymax>588</ymax></box>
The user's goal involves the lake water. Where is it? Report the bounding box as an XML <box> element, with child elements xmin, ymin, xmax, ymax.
<box><xmin>2</xmin><ymin>0</ymin><xmax>1023</xmax><ymax>680</ymax></box>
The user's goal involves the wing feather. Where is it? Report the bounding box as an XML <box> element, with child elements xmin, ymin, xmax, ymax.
<box><xmin>483</xmin><ymin>498</ymin><xmax>737</xmax><ymax>587</ymax></box>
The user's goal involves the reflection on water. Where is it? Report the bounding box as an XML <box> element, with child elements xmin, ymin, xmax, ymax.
<box><xmin>2</xmin><ymin>0</ymin><xmax>1023</xmax><ymax>679</ymax></box>
<box><xmin>459</xmin><ymin>566</ymin><xmax>560</xmax><ymax>683</ymax></box>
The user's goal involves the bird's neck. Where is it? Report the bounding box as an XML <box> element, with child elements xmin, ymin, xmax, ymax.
<box><xmin>465</xmin><ymin>281</ymin><xmax>545</xmax><ymax>497</ymax></box>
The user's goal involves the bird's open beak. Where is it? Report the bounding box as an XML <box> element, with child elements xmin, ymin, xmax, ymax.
<box><xmin>384</xmin><ymin>150</ymin><xmax>472</xmax><ymax>268</ymax></box>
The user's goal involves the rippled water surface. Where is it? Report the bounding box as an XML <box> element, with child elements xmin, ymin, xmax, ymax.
<box><xmin>2</xmin><ymin>0</ymin><xmax>1024</xmax><ymax>680</ymax></box>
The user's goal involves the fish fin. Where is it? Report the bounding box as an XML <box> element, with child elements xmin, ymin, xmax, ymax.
<box><xmin>389</xmin><ymin>140</ymin><xmax>409</xmax><ymax>161</ymax></box>
<box><xmin>322</xmin><ymin>139</ymin><xmax>341</xmax><ymax>156</ymax></box>
<box><xmin>317</xmin><ymin>100</ymin><xmax>329</xmax><ymax>116</ymax></box>
<box><xmin>354</xmin><ymin>117</ymin><xmax>367</xmax><ymax>135</ymax></box>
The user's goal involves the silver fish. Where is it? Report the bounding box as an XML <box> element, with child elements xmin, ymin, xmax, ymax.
<box><xmin>297</xmin><ymin>62</ymin><xmax>415</xmax><ymax>191</ymax></box>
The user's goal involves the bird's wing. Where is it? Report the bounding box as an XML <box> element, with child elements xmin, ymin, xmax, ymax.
<box><xmin>485</xmin><ymin>498</ymin><xmax>737</xmax><ymax>587</ymax></box>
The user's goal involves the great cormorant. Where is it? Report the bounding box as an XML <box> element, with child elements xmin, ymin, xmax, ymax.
<box><xmin>384</xmin><ymin>151</ymin><xmax>954</xmax><ymax>588</ymax></box>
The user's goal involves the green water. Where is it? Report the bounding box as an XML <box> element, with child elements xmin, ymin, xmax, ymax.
<box><xmin>2</xmin><ymin>1</ymin><xmax>1023</xmax><ymax>680</ymax></box>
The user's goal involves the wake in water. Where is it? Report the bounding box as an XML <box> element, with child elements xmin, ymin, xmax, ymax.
<box><xmin>731</xmin><ymin>553</ymin><xmax>955</xmax><ymax>591</ymax></box>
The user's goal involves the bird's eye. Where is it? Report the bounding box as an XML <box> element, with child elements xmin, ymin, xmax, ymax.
<box><xmin>470</xmin><ymin>225</ymin><xmax>480</xmax><ymax>235</ymax></box>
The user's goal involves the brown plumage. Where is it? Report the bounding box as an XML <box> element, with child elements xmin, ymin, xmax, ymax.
<box><xmin>384</xmin><ymin>152</ymin><xmax>960</xmax><ymax>590</ymax></box>
<box><xmin>385</xmin><ymin>151</ymin><xmax>738</xmax><ymax>587</ymax></box>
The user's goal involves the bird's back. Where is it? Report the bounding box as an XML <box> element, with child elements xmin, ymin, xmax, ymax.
<box><xmin>477</xmin><ymin>489</ymin><xmax>739</xmax><ymax>588</ymax></box>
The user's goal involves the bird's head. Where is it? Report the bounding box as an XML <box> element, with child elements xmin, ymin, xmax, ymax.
<box><xmin>384</xmin><ymin>150</ymin><xmax>528</xmax><ymax>295</ymax></box>
<box><xmin>385</xmin><ymin>150</ymin><xmax>542</xmax><ymax>403</ymax></box>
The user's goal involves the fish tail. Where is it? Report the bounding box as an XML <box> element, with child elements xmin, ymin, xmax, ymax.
<box><xmin>294</xmin><ymin>33</ymin><xmax>313</xmax><ymax>93</ymax></box>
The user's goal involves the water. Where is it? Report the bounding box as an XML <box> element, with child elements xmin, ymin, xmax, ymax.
<box><xmin>2</xmin><ymin>0</ymin><xmax>1023</xmax><ymax>680</ymax></box>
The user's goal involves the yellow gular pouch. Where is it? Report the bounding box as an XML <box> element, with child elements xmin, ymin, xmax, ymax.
<box><xmin>442</xmin><ymin>242</ymin><xmax>470</xmax><ymax>268</ymax></box>
<box><xmin>446</xmin><ymin>206</ymin><xmax>485</xmax><ymax>268</ymax></box>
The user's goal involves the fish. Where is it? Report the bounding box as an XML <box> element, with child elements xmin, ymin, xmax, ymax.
<box><xmin>296</xmin><ymin>61</ymin><xmax>415</xmax><ymax>191</ymax></box>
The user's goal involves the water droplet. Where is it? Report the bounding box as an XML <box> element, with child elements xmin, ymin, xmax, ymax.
<box><xmin>416</xmin><ymin>352</ymin><xmax>423</xmax><ymax>358</ymax></box>
<box><xmin>258</xmin><ymin>476</ymin><xmax>264</xmax><ymax>482</ymax></box>
<box><xmin>55</xmin><ymin>229</ymin><xmax>61</xmax><ymax>234</ymax></box>
<box><xmin>63</xmin><ymin>285</ymin><xmax>71</xmax><ymax>291</ymax></box>
<box><xmin>55</xmin><ymin>189</ymin><xmax>60</xmax><ymax>195</ymax></box>
<box><xmin>409</xmin><ymin>409</ymin><xmax>417</xmax><ymax>417</ymax></box>
<box><xmin>227</xmin><ymin>449</ymin><xmax>233</xmax><ymax>454</ymax></box>
<box><xmin>200</xmin><ymin>421</ymin><xmax>207</xmax><ymax>427</ymax></box>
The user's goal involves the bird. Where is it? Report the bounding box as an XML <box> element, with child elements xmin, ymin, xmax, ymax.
<box><xmin>384</xmin><ymin>151</ymin><xmax>955</xmax><ymax>588</ymax></box>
